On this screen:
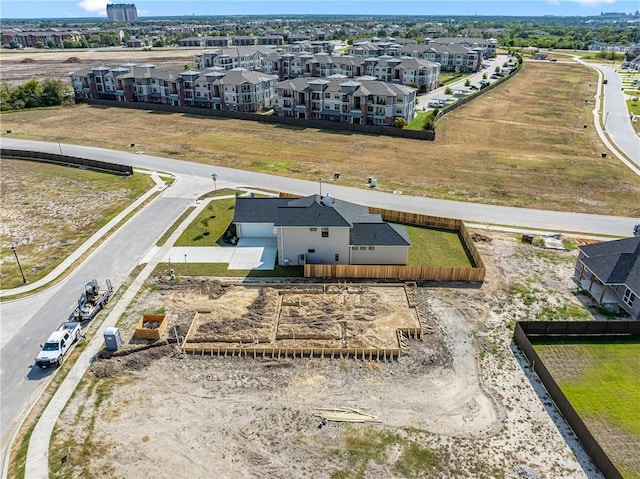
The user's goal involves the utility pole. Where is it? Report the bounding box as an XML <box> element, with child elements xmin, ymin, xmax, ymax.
<box><xmin>11</xmin><ymin>246</ymin><xmax>27</xmax><ymax>284</ymax></box>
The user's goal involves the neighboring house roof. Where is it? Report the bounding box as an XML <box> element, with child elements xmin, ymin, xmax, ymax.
<box><xmin>579</xmin><ymin>236</ymin><xmax>640</xmax><ymax>292</ymax></box>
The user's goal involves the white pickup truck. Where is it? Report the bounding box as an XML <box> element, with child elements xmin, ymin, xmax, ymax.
<box><xmin>35</xmin><ymin>321</ymin><xmax>82</xmax><ymax>369</ymax></box>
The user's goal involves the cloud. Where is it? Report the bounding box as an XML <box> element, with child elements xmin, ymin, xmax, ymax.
<box><xmin>78</xmin><ymin>0</ymin><xmax>110</xmax><ymax>16</ymax></box>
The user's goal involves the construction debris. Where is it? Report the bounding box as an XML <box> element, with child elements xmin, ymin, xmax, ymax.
<box><xmin>471</xmin><ymin>232</ymin><xmax>492</xmax><ymax>243</ymax></box>
<box><xmin>313</xmin><ymin>407</ymin><xmax>381</xmax><ymax>424</ymax></box>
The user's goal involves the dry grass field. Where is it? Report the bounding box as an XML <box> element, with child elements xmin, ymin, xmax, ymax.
<box><xmin>3</xmin><ymin>57</ymin><xmax>639</xmax><ymax>217</ymax></box>
<box><xmin>0</xmin><ymin>159</ymin><xmax>154</xmax><ymax>288</ymax></box>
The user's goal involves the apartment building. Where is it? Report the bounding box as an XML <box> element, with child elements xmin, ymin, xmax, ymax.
<box><xmin>70</xmin><ymin>64</ymin><xmax>277</xmax><ymax>112</ymax></box>
<box><xmin>261</xmin><ymin>52</ymin><xmax>440</xmax><ymax>91</ymax></box>
<box><xmin>195</xmin><ymin>46</ymin><xmax>273</xmax><ymax>70</ymax></box>
<box><xmin>395</xmin><ymin>43</ymin><xmax>482</xmax><ymax>72</ymax></box>
<box><xmin>274</xmin><ymin>77</ymin><xmax>416</xmax><ymax>126</ymax></box>
<box><xmin>427</xmin><ymin>36</ymin><xmax>498</xmax><ymax>58</ymax></box>
<box><xmin>106</xmin><ymin>4</ymin><xmax>138</xmax><ymax>23</ymax></box>
<box><xmin>1</xmin><ymin>28</ymin><xmax>81</xmax><ymax>48</ymax></box>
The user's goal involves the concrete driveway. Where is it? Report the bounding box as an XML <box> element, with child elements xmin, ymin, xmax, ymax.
<box><xmin>163</xmin><ymin>239</ymin><xmax>277</xmax><ymax>271</ymax></box>
<box><xmin>229</xmin><ymin>238</ymin><xmax>277</xmax><ymax>270</ymax></box>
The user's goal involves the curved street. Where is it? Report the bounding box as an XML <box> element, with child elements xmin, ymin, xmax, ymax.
<box><xmin>1</xmin><ymin>59</ymin><xmax>639</xmax><ymax>476</ymax></box>
<box><xmin>599</xmin><ymin>64</ymin><xmax>640</xmax><ymax>167</ymax></box>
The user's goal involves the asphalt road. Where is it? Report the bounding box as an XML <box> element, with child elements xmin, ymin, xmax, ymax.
<box><xmin>0</xmin><ymin>166</ymin><xmax>215</xmax><ymax>450</ymax></box>
<box><xmin>600</xmin><ymin>64</ymin><xmax>640</xmax><ymax>167</ymax></box>
<box><xmin>1</xmin><ymin>115</ymin><xmax>638</xmax><ymax>460</ymax></box>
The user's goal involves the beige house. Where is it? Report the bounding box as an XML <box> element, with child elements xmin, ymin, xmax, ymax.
<box><xmin>233</xmin><ymin>195</ymin><xmax>411</xmax><ymax>266</ymax></box>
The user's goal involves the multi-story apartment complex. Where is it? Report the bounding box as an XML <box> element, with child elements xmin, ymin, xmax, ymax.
<box><xmin>261</xmin><ymin>52</ymin><xmax>440</xmax><ymax>92</ymax></box>
<box><xmin>1</xmin><ymin>28</ymin><xmax>82</xmax><ymax>48</ymax></box>
<box><xmin>70</xmin><ymin>61</ymin><xmax>416</xmax><ymax>126</ymax></box>
<box><xmin>70</xmin><ymin>64</ymin><xmax>278</xmax><ymax>112</ymax></box>
<box><xmin>394</xmin><ymin>43</ymin><xmax>482</xmax><ymax>72</ymax></box>
<box><xmin>195</xmin><ymin>46</ymin><xmax>274</xmax><ymax>70</ymax></box>
<box><xmin>349</xmin><ymin>36</ymin><xmax>496</xmax><ymax>72</ymax></box>
<box><xmin>106</xmin><ymin>4</ymin><xmax>139</xmax><ymax>23</ymax></box>
<box><xmin>274</xmin><ymin>77</ymin><xmax>416</xmax><ymax>126</ymax></box>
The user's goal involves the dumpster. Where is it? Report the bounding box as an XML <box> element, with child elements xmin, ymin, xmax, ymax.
<box><xmin>368</xmin><ymin>177</ymin><xmax>377</xmax><ymax>187</ymax></box>
<box><xmin>103</xmin><ymin>327</ymin><xmax>122</xmax><ymax>351</ymax></box>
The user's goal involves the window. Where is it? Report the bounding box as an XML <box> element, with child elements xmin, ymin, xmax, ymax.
<box><xmin>335</xmin><ymin>254</ymin><xmax>339</xmax><ymax>262</ymax></box>
<box><xmin>321</xmin><ymin>228</ymin><xmax>329</xmax><ymax>238</ymax></box>
<box><xmin>368</xmin><ymin>246</ymin><xmax>375</xmax><ymax>250</ymax></box>
<box><xmin>307</xmin><ymin>248</ymin><xmax>315</xmax><ymax>254</ymax></box>
<box><xmin>359</xmin><ymin>246</ymin><xmax>366</xmax><ymax>250</ymax></box>
<box><xmin>351</xmin><ymin>246</ymin><xmax>358</xmax><ymax>250</ymax></box>
<box><xmin>310</xmin><ymin>227</ymin><xmax>317</xmax><ymax>231</ymax></box>
<box><xmin>623</xmin><ymin>288</ymin><xmax>636</xmax><ymax>307</ymax></box>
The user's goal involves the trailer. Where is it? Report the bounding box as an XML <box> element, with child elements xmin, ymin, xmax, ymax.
<box><xmin>79</xmin><ymin>279</ymin><xmax>113</xmax><ymax>322</ymax></box>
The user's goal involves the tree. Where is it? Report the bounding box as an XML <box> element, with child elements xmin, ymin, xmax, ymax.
<box><xmin>464</xmin><ymin>79</ymin><xmax>471</xmax><ymax>86</ymax></box>
<box><xmin>40</xmin><ymin>79</ymin><xmax>72</xmax><ymax>106</ymax></box>
<box><xmin>422</xmin><ymin>115</ymin><xmax>435</xmax><ymax>131</ymax></box>
<box><xmin>394</xmin><ymin>118</ymin><xmax>407</xmax><ymax>128</ymax></box>
<box><xmin>15</xmin><ymin>79</ymin><xmax>43</xmax><ymax>108</ymax></box>
<box><xmin>444</xmin><ymin>86</ymin><xmax>453</xmax><ymax>95</ymax></box>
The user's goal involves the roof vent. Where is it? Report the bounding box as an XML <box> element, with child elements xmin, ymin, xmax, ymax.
<box><xmin>322</xmin><ymin>193</ymin><xmax>332</xmax><ymax>208</ymax></box>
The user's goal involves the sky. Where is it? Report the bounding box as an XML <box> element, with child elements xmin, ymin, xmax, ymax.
<box><xmin>1</xmin><ymin>0</ymin><xmax>638</xmax><ymax>19</ymax></box>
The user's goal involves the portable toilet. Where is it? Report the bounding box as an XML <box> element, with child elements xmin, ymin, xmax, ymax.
<box><xmin>103</xmin><ymin>327</ymin><xmax>122</xmax><ymax>351</ymax></box>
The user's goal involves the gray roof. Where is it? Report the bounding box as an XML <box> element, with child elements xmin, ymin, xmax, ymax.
<box><xmin>350</xmin><ymin>223</ymin><xmax>411</xmax><ymax>246</ymax></box>
<box><xmin>233</xmin><ymin>198</ymin><xmax>289</xmax><ymax>223</ymax></box>
<box><xmin>212</xmin><ymin>70</ymin><xmax>277</xmax><ymax>85</ymax></box>
<box><xmin>580</xmin><ymin>236</ymin><xmax>640</xmax><ymax>292</ymax></box>
<box><xmin>275</xmin><ymin>195</ymin><xmax>367</xmax><ymax>227</ymax></box>
<box><xmin>233</xmin><ymin>195</ymin><xmax>409</xmax><ymax>247</ymax></box>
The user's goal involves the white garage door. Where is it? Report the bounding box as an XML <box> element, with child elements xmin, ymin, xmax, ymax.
<box><xmin>238</xmin><ymin>222</ymin><xmax>275</xmax><ymax>238</ymax></box>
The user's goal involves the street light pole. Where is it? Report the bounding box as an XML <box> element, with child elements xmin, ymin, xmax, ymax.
<box><xmin>57</xmin><ymin>138</ymin><xmax>63</xmax><ymax>155</ymax></box>
<box><xmin>319</xmin><ymin>178</ymin><xmax>323</xmax><ymax>197</ymax></box>
<box><xmin>604</xmin><ymin>112</ymin><xmax>610</xmax><ymax>131</ymax></box>
<box><xmin>11</xmin><ymin>246</ymin><xmax>27</xmax><ymax>284</ymax></box>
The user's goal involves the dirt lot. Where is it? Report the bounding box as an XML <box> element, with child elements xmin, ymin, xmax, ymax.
<box><xmin>48</xmin><ymin>232</ymin><xmax>607</xmax><ymax>479</ymax></box>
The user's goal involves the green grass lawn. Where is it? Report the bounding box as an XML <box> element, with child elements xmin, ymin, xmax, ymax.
<box><xmin>404</xmin><ymin>225</ymin><xmax>474</xmax><ymax>268</ymax></box>
<box><xmin>174</xmin><ymin>197</ymin><xmax>236</xmax><ymax>246</ymax></box>
<box><xmin>152</xmin><ymin>262</ymin><xmax>304</xmax><ymax>278</ymax></box>
<box><xmin>405</xmin><ymin>111</ymin><xmax>430</xmax><ymax>131</ymax></box>
<box><xmin>533</xmin><ymin>338</ymin><xmax>640</xmax><ymax>478</ymax></box>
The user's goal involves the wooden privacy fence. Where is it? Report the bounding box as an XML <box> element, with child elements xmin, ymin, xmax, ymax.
<box><xmin>304</xmin><ymin>264</ymin><xmax>485</xmax><ymax>281</ymax></box>
<box><xmin>1</xmin><ymin>148</ymin><xmax>134</xmax><ymax>175</ymax></box>
<box><xmin>302</xmin><ymin>204</ymin><xmax>485</xmax><ymax>281</ymax></box>
<box><xmin>514</xmin><ymin>321</ymin><xmax>640</xmax><ymax>479</ymax></box>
